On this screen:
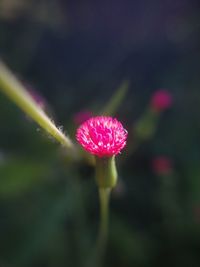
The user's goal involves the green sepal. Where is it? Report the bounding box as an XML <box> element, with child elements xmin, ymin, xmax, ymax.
<box><xmin>95</xmin><ymin>156</ymin><xmax>117</xmax><ymax>188</ymax></box>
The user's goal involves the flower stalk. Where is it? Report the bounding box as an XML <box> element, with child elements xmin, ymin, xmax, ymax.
<box><xmin>0</xmin><ymin>61</ymin><xmax>74</xmax><ymax>150</ymax></box>
<box><xmin>94</xmin><ymin>156</ymin><xmax>117</xmax><ymax>266</ymax></box>
<box><xmin>96</xmin><ymin>187</ymin><xmax>111</xmax><ymax>266</ymax></box>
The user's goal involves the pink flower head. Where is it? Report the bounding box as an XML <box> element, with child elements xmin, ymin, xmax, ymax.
<box><xmin>150</xmin><ymin>90</ymin><xmax>173</xmax><ymax>112</ymax></box>
<box><xmin>152</xmin><ymin>156</ymin><xmax>173</xmax><ymax>175</ymax></box>
<box><xmin>76</xmin><ymin>116</ymin><xmax>128</xmax><ymax>157</ymax></box>
<box><xmin>73</xmin><ymin>110</ymin><xmax>93</xmax><ymax>125</ymax></box>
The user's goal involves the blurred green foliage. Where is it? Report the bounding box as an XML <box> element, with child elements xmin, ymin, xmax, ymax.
<box><xmin>1</xmin><ymin>1</ymin><xmax>200</xmax><ymax>267</ymax></box>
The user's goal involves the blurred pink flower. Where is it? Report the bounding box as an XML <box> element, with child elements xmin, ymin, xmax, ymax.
<box><xmin>73</xmin><ymin>110</ymin><xmax>93</xmax><ymax>125</ymax></box>
<box><xmin>150</xmin><ymin>90</ymin><xmax>173</xmax><ymax>112</ymax></box>
<box><xmin>27</xmin><ymin>87</ymin><xmax>46</xmax><ymax>110</ymax></box>
<box><xmin>152</xmin><ymin>156</ymin><xmax>173</xmax><ymax>175</ymax></box>
<box><xmin>76</xmin><ymin>116</ymin><xmax>127</xmax><ymax>157</ymax></box>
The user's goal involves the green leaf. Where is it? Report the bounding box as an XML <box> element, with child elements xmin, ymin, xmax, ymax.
<box><xmin>100</xmin><ymin>80</ymin><xmax>129</xmax><ymax>116</ymax></box>
<box><xmin>134</xmin><ymin>110</ymin><xmax>160</xmax><ymax>140</ymax></box>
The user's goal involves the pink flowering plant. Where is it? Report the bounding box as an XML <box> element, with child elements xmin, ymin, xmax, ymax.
<box><xmin>150</xmin><ymin>89</ymin><xmax>173</xmax><ymax>112</ymax></box>
<box><xmin>76</xmin><ymin>116</ymin><xmax>127</xmax><ymax>262</ymax></box>
<box><xmin>152</xmin><ymin>156</ymin><xmax>173</xmax><ymax>176</ymax></box>
<box><xmin>76</xmin><ymin>116</ymin><xmax>127</xmax><ymax>157</ymax></box>
<box><xmin>0</xmin><ymin>61</ymin><xmax>174</xmax><ymax>267</ymax></box>
<box><xmin>134</xmin><ymin>89</ymin><xmax>173</xmax><ymax>143</ymax></box>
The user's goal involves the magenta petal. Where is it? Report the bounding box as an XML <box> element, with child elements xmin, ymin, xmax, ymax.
<box><xmin>76</xmin><ymin>116</ymin><xmax>128</xmax><ymax>157</ymax></box>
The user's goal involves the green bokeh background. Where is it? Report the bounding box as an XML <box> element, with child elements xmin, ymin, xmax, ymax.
<box><xmin>0</xmin><ymin>1</ymin><xmax>200</xmax><ymax>266</ymax></box>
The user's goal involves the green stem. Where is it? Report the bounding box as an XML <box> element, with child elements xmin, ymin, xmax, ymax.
<box><xmin>0</xmin><ymin>61</ymin><xmax>74</xmax><ymax>150</ymax></box>
<box><xmin>96</xmin><ymin>187</ymin><xmax>111</xmax><ymax>267</ymax></box>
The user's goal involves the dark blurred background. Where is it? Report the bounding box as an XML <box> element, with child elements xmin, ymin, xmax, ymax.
<box><xmin>0</xmin><ymin>0</ymin><xmax>200</xmax><ymax>266</ymax></box>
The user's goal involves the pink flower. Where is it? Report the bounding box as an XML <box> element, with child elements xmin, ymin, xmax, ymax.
<box><xmin>76</xmin><ymin>116</ymin><xmax>127</xmax><ymax>157</ymax></box>
<box><xmin>73</xmin><ymin>110</ymin><xmax>93</xmax><ymax>125</ymax></box>
<box><xmin>150</xmin><ymin>90</ymin><xmax>173</xmax><ymax>112</ymax></box>
<box><xmin>152</xmin><ymin>156</ymin><xmax>173</xmax><ymax>175</ymax></box>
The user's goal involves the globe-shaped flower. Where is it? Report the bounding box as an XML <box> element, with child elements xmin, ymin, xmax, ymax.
<box><xmin>150</xmin><ymin>90</ymin><xmax>173</xmax><ymax>112</ymax></box>
<box><xmin>152</xmin><ymin>156</ymin><xmax>173</xmax><ymax>175</ymax></box>
<box><xmin>76</xmin><ymin>116</ymin><xmax>127</xmax><ymax>157</ymax></box>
